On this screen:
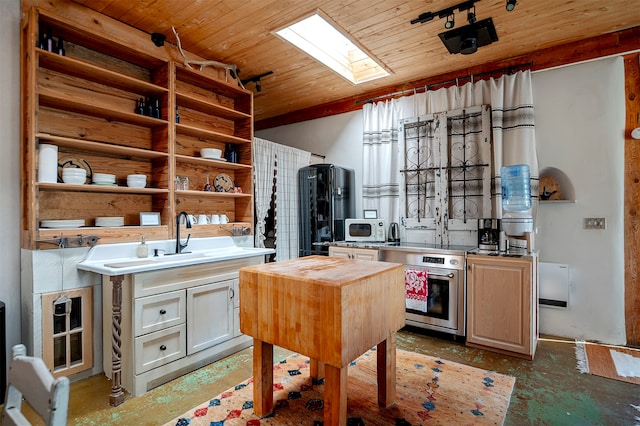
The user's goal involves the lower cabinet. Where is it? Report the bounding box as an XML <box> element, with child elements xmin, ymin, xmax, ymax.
<box><xmin>102</xmin><ymin>257</ymin><xmax>261</xmax><ymax>396</ymax></box>
<box><xmin>328</xmin><ymin>246</ymin><xmax>379</xmax><ymax>260</ymax></box>
<box><xmin>187</xmin><ymin>280</ymin><xmax>235</xmax><ymax>354</ymax></box>
<box><xmin>466</xmin><ymin>253</ymin><xmax>539</xmax><ymax>359</ymax></box>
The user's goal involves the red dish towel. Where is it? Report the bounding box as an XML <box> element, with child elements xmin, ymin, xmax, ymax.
<box><xmin>405</xmin><ymin>269</ymin><xmax>428</xmax><ymax>312</ymax></box>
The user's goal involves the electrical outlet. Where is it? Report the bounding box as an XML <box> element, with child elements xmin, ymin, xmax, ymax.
<box><xmin>583</xmin><ymin>217</ymin><xmax>606</xmax><ymax>229</ymax></box>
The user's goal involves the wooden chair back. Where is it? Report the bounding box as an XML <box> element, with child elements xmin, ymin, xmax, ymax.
<box><xmin>1</xmin><ymin>344</ymin><xmax>69</xmax><ymax>426</ymax></box>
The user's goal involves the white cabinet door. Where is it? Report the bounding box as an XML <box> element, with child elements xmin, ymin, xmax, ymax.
<box><xmin>352</xmin><ymin>248</ymin><xmax>378</xmax><ymax>261</ymax></box>
<box><xmin>328</xmin><ymin>246</ymin><xmax>352</xmax><ymax>258</ymax></box>
<box><xmin>186</xmin><ymin>280</ymin><xmax>234</xmax><ymax>355</ymax></box>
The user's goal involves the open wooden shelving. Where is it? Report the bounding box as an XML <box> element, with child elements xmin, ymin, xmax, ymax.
<box><xmin>22</xmin><ymin>5</ymin><xmax>254</xmax><ymax>249</ymax></box>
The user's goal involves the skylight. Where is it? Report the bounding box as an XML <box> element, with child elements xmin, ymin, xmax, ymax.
<box><xmin>275</xmin><ymin>12</ymin><xmax>390</xmax><ymax>84</ymax></box>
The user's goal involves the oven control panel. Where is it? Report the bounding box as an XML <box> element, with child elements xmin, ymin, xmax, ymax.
<box><xmin>380</xmin><ymin>249</ymin><xmax>466</xmax><ymax>270</ymax></box>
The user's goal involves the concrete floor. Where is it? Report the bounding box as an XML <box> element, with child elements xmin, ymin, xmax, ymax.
<box><xmin>7</xmin><ymin>328</ymin><xmax>640</xmax><ymax>425</ymax></box>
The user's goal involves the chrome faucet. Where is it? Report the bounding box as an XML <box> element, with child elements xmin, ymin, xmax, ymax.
<box><xmin>175</xmin><ymin>211</ymin><xmax>192</xmax><ymax>254</ymax></box>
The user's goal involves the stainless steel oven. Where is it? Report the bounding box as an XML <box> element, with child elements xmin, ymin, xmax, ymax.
<box><xmin>379</xmin><ymin>244</ymin><xmax>469</xmax><ymax>336</ymax></box>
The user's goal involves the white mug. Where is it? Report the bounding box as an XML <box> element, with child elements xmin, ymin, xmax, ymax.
<box><xmin>187</xmin><ymin>214</ymin><xmax>197</xmax><ymax>225</ymax></box>
<box><xmin>197</xmin><ymin>214</ymin><xmax>210</xmax><ymax>225</ymax></box>
<box><xmin>210</xmin><ymin>214</ymin><xmax>220</xmax><ymax>224</ymax></box>
<box><xmin>220</xmin><ymin>214</ymin><xmax>229</xmax><ymax>224</ymax></box>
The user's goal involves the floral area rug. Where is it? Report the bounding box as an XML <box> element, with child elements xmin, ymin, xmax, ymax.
<box><xmin>165</xmin><ymin>348</ymin><xmax>515</xmax><ymax>425</ymax></box>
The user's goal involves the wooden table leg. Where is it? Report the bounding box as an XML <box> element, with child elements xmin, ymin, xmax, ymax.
<box><xmin>109</xmin><ymin>275</ymin><xmax>125</xmax><ymax>407</ymax></box>
<box><xmin>324</xmin><ymin>364</ymin><xmax>348</xmax><ymax>425</ymax></box>
<box><xmin>309</xmin><ymin>359</ymin><xmax>325</xmax><ymax>381</ymax></box>
<box><xmin>253</xmin><ymin>339</ymin><xmax>274</xmax><ymax>417</ymax></box>
<box><xmin>376</xmin><ymin>332</ymin><xmax>397</xmax><ymax>407</ymax></box>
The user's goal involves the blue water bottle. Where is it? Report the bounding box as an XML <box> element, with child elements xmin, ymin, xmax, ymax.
<box><xmin>501</xmin><ymin>164</ymin><xmax>531</xmax><ymax>212</ymax></box>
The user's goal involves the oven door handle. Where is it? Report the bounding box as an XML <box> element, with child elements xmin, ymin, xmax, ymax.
<box><xmin>427</xmin><ymin>272</ymin><xmax>455</xmax><ymax>278</ymax></box>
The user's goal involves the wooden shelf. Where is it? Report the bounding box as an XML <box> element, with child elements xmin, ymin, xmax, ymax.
<box><xmin>540</xmin><ymin>200</ymin><xmax>575</xmax><ymax>204</ymax></box>
<box><xmin>176</xmin><ymin>92</ymin><xmax>251</xmax><ymax>121</ymax></box>
<box><xmin>37</xmin><ymin>134</ymin><xmax>169</xmax><ymax>158</ymax></box>
<box><xmin>38</xmin><ymin>225</ymin><xmax>170</xmax><ymax>245</ymax></box>
<box><xmin>38</xmin><ymin>10</ymin><xmax>168</xmax><ymax>69</ymax></box>
<box><xmin>39</xmin><ymin>88</ymin><xmax>168</xmax><ymax>128</ymax></box>
<box><xmin>175</xmin><ymin>66</ymin><xmax>249</xmax><ymax>100</ymax></box>
<box><xmin>175</xmin><ymin>123</ymin><xmax>251</xmax><ymax>144</ymax></box>
<box><xmin>174</xmin><ymin>154</ymin><xmax>251</xmax><ymax>170</ymax></box>
<box><xmin>38</xmin><ymin>49</ymin><xmax>168</xmax><ymax>96</ymax></box>
<box><xmin>37</xmin><ymin>182</ymin><xmax>169</xmax><ymax>194</ymax></box>
<box><xmin>176</xmin><ymin>189</ymin><xmax>251</xmax><ymax>198</ymax></box>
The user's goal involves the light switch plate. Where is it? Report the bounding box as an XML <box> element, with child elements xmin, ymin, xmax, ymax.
<box><xmin>583</xmin><ymin>217</ymin><xmax>606</xmax><ymax>229</ymax></box>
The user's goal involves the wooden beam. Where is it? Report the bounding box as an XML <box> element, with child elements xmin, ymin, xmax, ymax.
<box><xmin>624</xmin><ymin>52</ymin><xmax>640</xmax><ymax>346</ymax></box>
<box><xmin>256</xmin><ymin>26</ymin><xmax>640</xmax><ymax>130</ymax></box>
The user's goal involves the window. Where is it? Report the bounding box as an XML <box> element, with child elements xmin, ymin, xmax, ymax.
<box><xmin>274</xmin><ymin>11</ymin><xmax>390</xmax><ymax>84</ymax></box>
<box><xmin>400</xmin><ymin>105</ymin><xmax>493</xmax><ymax>245</ymax></box>
<box><xmin>42</xmin><ymin>287</ymin><xmax>93</xmax><ymax>377</ymax></box>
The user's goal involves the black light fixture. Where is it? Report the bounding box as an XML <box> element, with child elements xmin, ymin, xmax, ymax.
<box><xmin>460</xmin><ymin>36</ymin><xmax>478</xmax><ymax>54</ymax></box>
<box><xmin>241</xmin><ymin>71</ymin><xmax>273</xmax><ymax>93</ymax></box>
<box><xmin>151</xmin><ymin>32</ymin><xmax>166</xmax><ymax>47</ymax></box>
<box><xmin>444</xmin><ymin>13</ymin><xmax>455</xmax><ymax>29</ymax></box>
<box><xmin>412</xmin><ymin>1</ymin><xmax>501</xmax><ymax>55</ymax></box>
<box><xmin>438</xmin><ymin>18</ymin><xmax>498</xmax><ymax>55</ymax></box>
<box><xmin>506</xmin><ymin>0</ymin><xmax>517</xmax><ymax>11</ymax></box>
<box><xmin>467</xmin><ymin>6</ymin><xmax>477</xmax><ymax>24</ymax></box>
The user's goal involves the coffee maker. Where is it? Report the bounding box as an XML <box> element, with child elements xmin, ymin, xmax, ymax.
<box><xmin>477</xmin><ymin>218</ymin><xmax>500</xmax><ymax>250</ymax></box>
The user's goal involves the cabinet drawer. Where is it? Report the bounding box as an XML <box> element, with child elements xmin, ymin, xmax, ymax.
<box><xmin>135</xmin><ymin>324</ymin><xmax>186</xmax><ymax>374</ymax></box>
<box><xmin>134</xmin><ymin>290</ymin><xmax>186</xmax><ymax>336</ymax></box>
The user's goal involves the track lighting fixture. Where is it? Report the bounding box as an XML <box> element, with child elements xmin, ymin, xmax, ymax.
<box><xmin>467</xmin><ymin>6</ymin><xmax>477</xmax><ymax>24</ymax></box>
<box><xmin>411</xmin><ymin>0</ymin><xmax>477</xmax><ymax>25</ymax></box>
<box><xmin>444</xmin><ymin>13</ymin><xmax>455</xmax><ymax>29</ymax></box>
<box><xmin>506</xmin><ymin>0</ymin><xmax>517</xmax><ymax>11</ymax></box>
<box><xmin>412</xmin><ymin>1</ymin><xmax>499</xmax><ymax>55</ymax></box>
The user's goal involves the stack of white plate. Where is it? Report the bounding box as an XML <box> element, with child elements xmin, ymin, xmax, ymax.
<box><xmin>95</xmin><ymin>216</ymin><xmax>125</xmax><ymax>227</ymax></box>
<box><xmin>40</xmin><ymin>219</ymin><xmax>85</xmax><ymax>228</ymax></box>
<box><xmin>93</xmin><ymin>173</ymin><xmax>116</xmax><ymax>186</ymax></box>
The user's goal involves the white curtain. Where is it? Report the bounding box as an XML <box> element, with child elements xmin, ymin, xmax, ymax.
<box><xmin>274</xmin><ymin>144</ymin><xmax>310</xmax><ymax>260</ymax></box>
<box><xmin>253</xmin><ymin>138</ymin><xmax>277</xmax><ymax>249</ymax></box>
<box><xmin>363</xmin><ymin>70</ymin><xmax>537</xmax><ymax>221</ymax></box>
<box><xmin>253</xmin><ymin>137</ymin><xmax>310</xmax><ymax>260</ymax></box>
<box><xmin>362</xmin><ymin>99</ymin><xmax>402</xmax><ymax>221</ymax></box>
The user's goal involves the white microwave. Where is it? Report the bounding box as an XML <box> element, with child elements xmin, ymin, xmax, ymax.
<box><xmin>345</xmin><ymin>219</ymin><xmax>386</xmax><ymax>242</ymax></box>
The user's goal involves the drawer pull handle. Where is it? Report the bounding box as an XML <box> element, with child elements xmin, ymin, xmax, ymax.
<box><xmin>160</xmin><ymin>309</ymin><xmax>167</xmax><ymax>315</ymax></box>
<box><xmin>160</xmin><ymin>345</ymin><xmax>167</xmax><ymax>351</ymax></box>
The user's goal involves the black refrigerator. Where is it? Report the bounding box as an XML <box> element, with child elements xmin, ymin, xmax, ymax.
<box><xmin>298</xmin><ymin>164</ymin><xmax>355</xmax><ymax>257</ymax></box>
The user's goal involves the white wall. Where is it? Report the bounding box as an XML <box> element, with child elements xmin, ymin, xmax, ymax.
<box><xmin>256</xmin><ymin>110</ymin><xmax>364</xmax><ymax>215</ymax></box>
<box><xmin>258</xmin><ymin>58</ymin><xmax>628</xmax><ymax>345</ymax></box>
<box><xmin>0</xmin><ymin>0</ymin><xmax>22</xmax><ymax>369</ymax></box>
<box><xmin>532</xmin><ymin>58</ymin><xmax>626</xmax><ymax>344</ymax></box>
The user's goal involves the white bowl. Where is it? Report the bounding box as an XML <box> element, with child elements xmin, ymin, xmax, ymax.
<box><xmin>127</xmin><ymin>179</ymin><xmax>146</xmax><ymax>188</ymax></box>
<box><xmin>62</xmin><ymin>168</ymin><xmax>86</xmax><ymax>184</ymax></box>
<box><xmin>200</xmin><ymin>148</ymin><xmax>222</xmax><ymax>159</ymax></box>
<box><xmin>62</xmin><ymin>174</ymin><xmax>86</xmax><ymax>184</ymax></box>
<box><xmin>62</xmin><ymin>168</ymin><xmax>87</xmax><ymax>175</ymax></box>
<box><xmin>127</xmin><ymin>174</ymin><xmax>147</xmax><ymax>180</ymax></box>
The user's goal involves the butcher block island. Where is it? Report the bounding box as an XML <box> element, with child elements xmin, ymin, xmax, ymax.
<box><xmin>239</xmin><ymin>256</ymin><xmax>405</xmax><ymax>425</ymax></box>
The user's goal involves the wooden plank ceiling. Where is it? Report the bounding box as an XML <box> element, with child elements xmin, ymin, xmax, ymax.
<box><xmin>72</xmin><ymin>0</ymin><xmax>639</xmax><ymax>126</ymax></box>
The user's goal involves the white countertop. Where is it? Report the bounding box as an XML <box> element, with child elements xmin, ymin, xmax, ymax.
<box><xmin>77</xmin><ymin>236</ymin><xmax>274</xmax><ymax>275</ymax></box>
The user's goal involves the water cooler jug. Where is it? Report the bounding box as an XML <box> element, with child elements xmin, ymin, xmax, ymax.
<box><xmin>501</xmin><ymin>164</ymin><xmax>533</xmax><ymax>238</ymax></box>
